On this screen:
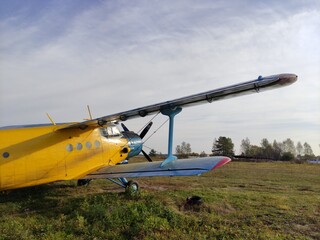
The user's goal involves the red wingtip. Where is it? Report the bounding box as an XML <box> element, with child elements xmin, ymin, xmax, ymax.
<box><xmin>211</xmin><ymin>157</ymin><xmax>232</xmax><ymax>170</ymax></box>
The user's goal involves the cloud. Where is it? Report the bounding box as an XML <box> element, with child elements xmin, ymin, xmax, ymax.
<box><xmin>0</xmin><ymin>1</ymin><xmax>319</xmax><ymax>154</ymax></box>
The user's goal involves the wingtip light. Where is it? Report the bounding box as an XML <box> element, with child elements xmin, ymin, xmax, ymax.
<box><xmin>278</xmin><ymin>73</ymin><xmax>298</xmax><ymax>86</ymax></box>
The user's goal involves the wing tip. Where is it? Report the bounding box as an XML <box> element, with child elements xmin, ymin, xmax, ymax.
<box><xmin>278</xmin><ymin>73</ymin><xmax>298</xmax><ymax>86</ymax></box>
<box><xmin>211</xmin><ymin>157</ymin><xmax>231</xmax><ymax>170</ymax></box>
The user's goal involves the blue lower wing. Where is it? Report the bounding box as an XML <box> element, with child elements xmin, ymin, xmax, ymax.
<box><xmin>84</xmin><ymin>157</ymin><xmax>231</xmax><ymax>179</ymax></box>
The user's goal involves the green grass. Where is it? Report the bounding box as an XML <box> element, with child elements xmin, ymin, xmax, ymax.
<box><xmin>1</xmin><ymin>160</ymin><xmax>319</xmax><ymax>239</ymax></box>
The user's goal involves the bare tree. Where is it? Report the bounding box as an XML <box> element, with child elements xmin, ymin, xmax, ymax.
<box><xmin>282</xmin><ymin>138</ymin><xmax>296</xmax><ymax>156</ymax></box>
<box><xmin>176</xmin><ymin>141</ymin><xmax>192</xmax><ymax>158</ymax></box>
<box><xmin>296</xmin><ymin>142</ymin><xmax>303</xmax><ymax>157</ymax></box>
<box><xmin>273</xmin><ymin>140</ymin><xmax>282</xmax><ymax>160</ymax></box>
<box><xmin>303</xmin><ymin>142</ymin><xmax>314</xmax><ymax>156</ymax></box>
<box><xmin>260</xmin><ymin>138</ymin><xmax>273</xmax><ymax>159</ymax></box>
<box><xmin>240</xmin><ymin>137</ymin><xmax>251</xmax><ymax>155</ymax></box>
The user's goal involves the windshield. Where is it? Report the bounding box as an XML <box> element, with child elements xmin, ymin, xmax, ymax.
<box><xmin>100</xmin><ymin>125</ymin><xmax>121</xmax><ymax>137</ymax></box>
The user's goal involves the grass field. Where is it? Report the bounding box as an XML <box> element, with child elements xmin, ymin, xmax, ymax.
<box><xmin>1</xmin><ymin>160</ymin><xmax>319</xmax><ymax>239</ymax></box>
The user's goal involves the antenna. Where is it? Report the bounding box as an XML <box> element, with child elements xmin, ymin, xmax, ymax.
<box><xmin>87</xmin><ymin>105</ymin><xmax>93</xmax><ymax>120</ymax></box>
<box><xmin>46</xmin><ymin>113</ymin><xmax>56</xmax><ymax>125</ymax></box>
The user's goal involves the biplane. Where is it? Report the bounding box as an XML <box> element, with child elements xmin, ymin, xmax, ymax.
<box><xmin>0</xmin><ymin>73</ymin><xmax>297</xmax><ymax>192</ymax></box>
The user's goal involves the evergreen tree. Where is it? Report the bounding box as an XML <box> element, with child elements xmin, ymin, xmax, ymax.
<box><xmin>212</xmin><ymin>137</ymin><xmax>234</xmax><ymax>157</ymax></box>
<box><xmin>149</xmin><ymin>149</ymin><xmax>157</xmax><ymax>157</ymax></box>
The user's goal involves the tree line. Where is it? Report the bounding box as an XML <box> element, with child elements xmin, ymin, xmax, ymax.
<box><xmin>237</xmin><ymin>137</ymin><xmax>315</xmax><ymax>161</ymax></box>
<box><xmin>164</xmin><ymin>137</ymin><xmax>316</xmax><ymax>161</ymax></box>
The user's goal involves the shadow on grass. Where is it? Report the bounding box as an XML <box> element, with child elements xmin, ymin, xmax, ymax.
<box><xmin>1</xmin><ymin>184</ymin><xmax>75</xmax><ymax>215</ymax></box>
<box><xmin>1</xmin><ymin>183</ymin><xmax>72</xmax><ymax>201</ymax></box>
<box><xmin>0</xmin><ymin>182</ymin><xmax>135</xmax><ymax>219</ymax></box>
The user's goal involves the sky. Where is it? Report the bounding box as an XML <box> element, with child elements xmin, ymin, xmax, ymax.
<box><xmin>0</xmin><ymin>0</ymin><xmax>319</xmax><ymax>156</ymax></box>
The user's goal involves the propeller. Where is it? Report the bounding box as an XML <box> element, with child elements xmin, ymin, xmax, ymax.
<box><xmin>121</xmin><ymin>123</ymin><xmax>130</xmax><ymax>132</ymax></box>
<box><xmin>140</xmin><ymin>122</ymin><xmax>153</xmax><ymax>139</ymax></box>
<box><xmin>141</xmin><ymin>149</ymin><xmax>153</xmax><ymax>162</ymax></box>
<box><xmin>121</xmin><ymin>122</ymin><xmax>153</xmax><ymax>162</ymax></box>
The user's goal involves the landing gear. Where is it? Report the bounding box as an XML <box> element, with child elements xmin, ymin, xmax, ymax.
<box><xmin>107</xmin><ymin>178</ymin><xmax>139</xmax><ymax>194</ymax></box>
<box><xmin>125</xmin><ymin>180</ymin><xmax>139</xmax><ymax>194</ymax></box>
<box><xmin>77</xmin><ymin>179</ymin><xmax>92</xmax><ymax>186</ymax></box>
<box><xmin>77</xmin><ymin>177</ymin><xmax>139</xmax><ymax>193</ymax></box>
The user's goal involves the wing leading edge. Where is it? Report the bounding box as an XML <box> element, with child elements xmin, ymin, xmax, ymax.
<box><xmin>59</xmin><ymin>73</ymin><xmax>297</xmax><ymax>130</ymax></box>
<box><xmin>82</xmin><ymin>157</ymin><xmax>231</xmax><ymax>179</ymax></box>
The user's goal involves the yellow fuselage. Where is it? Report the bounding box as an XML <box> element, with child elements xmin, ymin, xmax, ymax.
<box><xmin>0</xmin><ymin>124</ymin><xmax>129</xmax><ymax>190</ymax></box>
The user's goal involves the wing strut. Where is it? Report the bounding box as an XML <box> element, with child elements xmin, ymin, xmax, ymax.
<box><xmin>160</xmin><ymin>107</ymin><xmax>182</xmax><ymax>167</ymax></box>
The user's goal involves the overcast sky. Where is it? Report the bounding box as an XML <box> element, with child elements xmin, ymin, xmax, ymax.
<box><xmin>1</xmin><ymin>0</ymin><xmax>319</xmax><ymax>155</ymax></box>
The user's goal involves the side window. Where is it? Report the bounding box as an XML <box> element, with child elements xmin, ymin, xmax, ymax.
<box><xmin>76</xmin><ymin>143</ymin><xmax>83</xmax><ymax>150</ymax></box>
<box><xmin>100</xmin><ymin>128</ymin><xmax>108</xmax><ymax>137</ymax></box>
<box><xmin>107</xmin><ymin>127</ymin><xmax>113</xmax><ymax>136</ymax></box>
<box><xmin>86</xmin><ymin>142</ymin><xmax>92</xmax><ymax>149</ymax></box>
<box><xmin>111</xmin><ymin>126</ymin><xmax>121</xmax><ymax>136</ymax></box>
<box><xmin>66</xmin><ymin>144</ymin><xmax>73</xmax><ymax>152</ymax></box>
<box><xmin>94</xmin><ymin>140</ymin><xmax>101</xmax><ymax>148</ymax></box>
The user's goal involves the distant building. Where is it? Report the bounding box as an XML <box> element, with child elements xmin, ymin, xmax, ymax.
<box><xmin>308</xmin><ymin>160</ymin><xmax>320</xmax><ymax>164</ymax></box>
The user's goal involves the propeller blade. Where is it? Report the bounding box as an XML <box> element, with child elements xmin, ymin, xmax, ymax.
<box><xmin>121</xmin><ymin>123</ymin><xmax>130</xmax><ymax>132</ymax></box>
<box><xmin>139</xmin><ymin>122</ymin><xmax>153</xmax><ymax>139</ymax></box>
<box><xmin>141</xmin><ymin>149</ymin><xmax>153</xmax><ymax>162</ymax></box>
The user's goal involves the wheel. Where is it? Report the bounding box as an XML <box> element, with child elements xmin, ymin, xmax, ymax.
<box><xmin>125</xmin><ymin>180</ymin><xmax>139</xmax><ymax>193</ymax></box>
<box><xmin>77</xmin><ymin>179</ymin><xmax>92</xmax><ymax>186</ymax></box>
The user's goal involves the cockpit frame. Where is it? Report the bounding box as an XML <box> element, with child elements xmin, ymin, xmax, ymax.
<box><xmin>100</xmin><ymin>124</ymin><xmax>121</xmax><ymax>138</ymax></box>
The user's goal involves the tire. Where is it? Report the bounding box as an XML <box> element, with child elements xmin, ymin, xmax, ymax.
<box><xmin>125</xmin><ymin>180</ymin><xmax>139</xmax><ymax>193</ymax></box>
<box><xmin>77</xmin><ymin>179</ymin><xmax>91</xmax><ymax>186</ymax></box>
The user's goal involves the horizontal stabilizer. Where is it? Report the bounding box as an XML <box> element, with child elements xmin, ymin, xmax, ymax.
<box><xmin>83</xmin><ymin>157</ymin><xmax>231</xmax><ymax>179</ymax></box>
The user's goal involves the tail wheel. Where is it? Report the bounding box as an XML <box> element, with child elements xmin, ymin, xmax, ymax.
<box><xmin>126</xmin><ymin>180</ymin><xmax>139</xmax><ymax>193</ymax></box>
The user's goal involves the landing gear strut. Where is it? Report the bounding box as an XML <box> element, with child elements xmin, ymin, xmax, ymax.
<box><xmin>77</xmin><ymin>178</ymin><xmax>139</xmax><ymax>193</ymax></box>
<box><xmin>107</xmin><ymin>177</ymin><xmax>139</xmax><ymax>193</ymax></box>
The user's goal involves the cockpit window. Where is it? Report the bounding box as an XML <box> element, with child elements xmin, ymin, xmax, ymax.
<box><xmin>100</xmin><ymin>125</ymin><xmax>121</xmax><ymax>137</ymax></box>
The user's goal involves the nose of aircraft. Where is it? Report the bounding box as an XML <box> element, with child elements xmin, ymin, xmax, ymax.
<box><xmin>125</xmin><ymin>133</ymin><xmax>143</xmax><ymax>159</ymax></box>
<box><xmin>121</xmin><ymin>122</ymin><xmax>153</xmax><ymax>162</ymax></box>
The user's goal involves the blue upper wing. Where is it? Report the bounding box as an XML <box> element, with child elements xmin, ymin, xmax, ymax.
<box><xmin>59</xmin><ymin>73</ymin><xmax>297</xmax><ymax>130</ymax></box>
